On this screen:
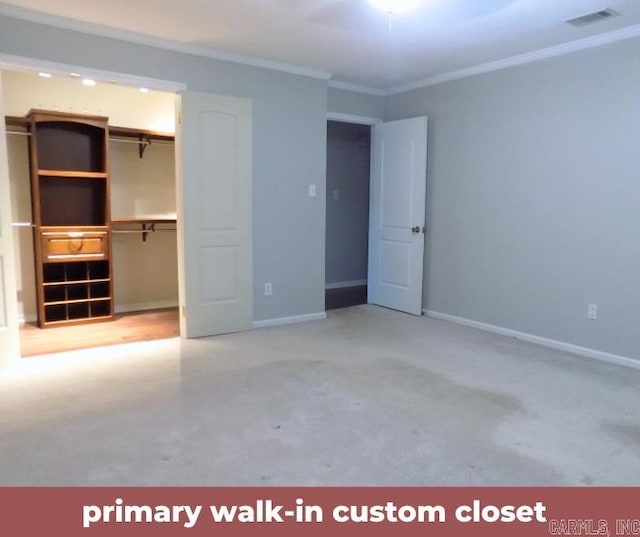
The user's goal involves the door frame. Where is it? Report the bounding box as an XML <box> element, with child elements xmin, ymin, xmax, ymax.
<box><xmin>325</xmin><ymin>111</ymin><xmax>380</xmax><ymax>306</ymax></box>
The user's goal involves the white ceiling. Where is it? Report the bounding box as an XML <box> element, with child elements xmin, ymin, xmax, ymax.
<box><xmin>1</xmin><ymin>0</ymin><xmax>640</xmax><ymax>93</ymax></box>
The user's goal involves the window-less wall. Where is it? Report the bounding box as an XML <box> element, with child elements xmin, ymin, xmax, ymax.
<box><xmin>328</xmin><ymin>86</ymin><xmax>385</xmax><ymax>120</ymax></box>
<box><xmin>386</xmin><ymin>37</ymin><xmax>640</xmax><ymax>362</ymax></box>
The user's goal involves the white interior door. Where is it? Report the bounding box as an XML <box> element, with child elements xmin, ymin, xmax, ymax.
<box><xmin>368</xmin><ymin>116</ymin><xmax>428</xmax><ymax>316</ymax></box>
<box><xmin>176</xmin><ymin>91</ymin><xmax>253</xmax><ymax>338</ymax></box>
<box><xmin>0</xmin><ymin>71</ymin><xmax>20</xmax><ymax>368</ymax></box>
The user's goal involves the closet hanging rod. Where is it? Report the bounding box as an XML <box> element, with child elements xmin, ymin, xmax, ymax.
<box><xmin>5</xmin><ymin>130</ymin><xmax>31</xmax><ymax>137</ymax></box>
<box><xmin>109</xmin><ymin>137</ymin><xmax>174</xmax><ymax>146</ymax></box>
<box><xmin>112</xmin><ymin>226</ymin><xmax>176</xmax><ymax>242</ymax></box>
<box><xmin>111</xmin><ymin>229</ymin><xmax>176</xmax><ymax>233</ymax></box>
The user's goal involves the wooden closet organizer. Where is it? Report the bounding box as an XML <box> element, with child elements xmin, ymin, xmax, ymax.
<box><xmin>27</xmin><ymin>110</ymin><xmax>113</xmax><ymax>327</ymax></box>
<box><xmin>8</xmin><ymin>110</ymin><xmax>176</xmax><ymax>328</ymax></box>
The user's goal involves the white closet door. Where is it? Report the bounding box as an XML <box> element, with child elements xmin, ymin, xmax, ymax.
<box><xmin>0</xmin><ymin>71</ymin><xmax>20</xmax><ymax>368</ymax></box>
<box><xmin>176</xmin><ymin>91</ymin><xmax>253</xmax><ymax>338</ymax></box>
<box><xmin>368</xmin><ymin>116</ymin><xmax>428</xmax><ymax>316</ymax></box>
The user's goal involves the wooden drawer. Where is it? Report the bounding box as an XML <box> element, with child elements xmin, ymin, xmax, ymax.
<box><xmin>40</xmin><ymin>231</ymin><xmax>109</xmax><ymax>262</ymax></box>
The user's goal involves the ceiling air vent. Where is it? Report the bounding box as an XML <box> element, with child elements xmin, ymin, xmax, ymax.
<box><xmin>564</xmin><ymin>9</ymin><xmax>618</xmax><ymax>27</ymax></box>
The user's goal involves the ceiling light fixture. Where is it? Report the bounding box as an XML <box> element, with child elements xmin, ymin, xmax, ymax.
<box><xmin>368</xmin><ymin>0</ymin><xmax>422</xmax><ymax>15</ymax></box>
<box><xmin>38</xmin><ymin>72</ymin><xmax>52</xmax><ymax>78</ymax></box>
<box><xmin>82</xmin><ymin>78</ymin><xmax>96</xmax><ymax>87</ymax></box>
<box><xmin>139</xmin><ymin>87</ymin><xmax>149</xmax><ymax>94</ymax></box>
<box><xmin>368</xmin><ymin>0</ymin><xmax>421</xmax><ymax>31</ymax></box>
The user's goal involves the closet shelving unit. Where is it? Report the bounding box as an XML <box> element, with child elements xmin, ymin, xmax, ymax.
<box><xmin>5</xmin><ymin>113</ymin><xmax>177</xmax><ymax>327</ymax></box>
<box><xmin>27</xmin><ymin>110</ymin><xmax>113</xmax><ymax>327</ymax></box>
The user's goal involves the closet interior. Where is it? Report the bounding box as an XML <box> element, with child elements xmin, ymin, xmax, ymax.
<box><xmin>3</xmin><ymin>68</ymin><xmax>179</xmax><ymax>355</ymax></box>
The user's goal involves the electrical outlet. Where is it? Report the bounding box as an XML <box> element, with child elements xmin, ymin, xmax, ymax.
<box><xmin>264</xmin><ymin>283</ymin><xmax>272</xmax><ymax>296</ymax></box>
<box><xmin>587</xmin><ymin>303</ymin><xmax>598</xmax><ymax>320</ymax></box>
<box><xmin>308</xmin><ymin>184</ymin><xmax>317</xmax><ymax>197</ymax></box>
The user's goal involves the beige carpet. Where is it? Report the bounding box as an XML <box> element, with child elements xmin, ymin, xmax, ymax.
<box><xmin>1</xmin><ymin>305</ymin><xmax>638</xmax><ymax>485</ymax></box>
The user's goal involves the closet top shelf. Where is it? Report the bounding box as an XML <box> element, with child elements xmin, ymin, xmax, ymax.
<box><xmin>4</xmin><ymin>116</ymin><xmax>175</xmax><ymax>141</ymax></box>
<box><xmin>5</xmin><ymin>115</ymin><xmax>27</xmax><ymax>129</ymax></box>
<box><xmin>111</xmin><ymin>217</ymin><xmax>177</xmax><ymax>225</ymax></box>
<box><xmin>109</xmin><ymin>126</ymin><xmax>174</xmax><ymax>142</ymax></box>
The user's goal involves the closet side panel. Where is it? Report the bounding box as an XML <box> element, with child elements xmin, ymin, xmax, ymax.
<box><xmin>7</xmin><ymin>134</ymin><xmax>36</xmax><ymax>323</ymax></box>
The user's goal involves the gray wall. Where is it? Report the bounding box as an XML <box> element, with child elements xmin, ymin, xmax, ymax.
<box><xmin>328</xmin><ymin>87</ymin><xmax>385</xmax><ymax>120</ymax></box>
<box><xmin>0</xmin><ymin>14</ymin><xmax>332</xmax><ymax>322</ymax></box>
<box><xmin>325</xmin><ymin>121</ymin><xmax>370</xmax><ymax>286</ymax></box>
<box><xmin>387</xmin><ymin>37</ymin><xmax>640</xmax><ymax>361</ymax></box>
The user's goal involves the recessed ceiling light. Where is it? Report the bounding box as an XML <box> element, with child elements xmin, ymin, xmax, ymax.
<box><xmin>69</xmin><ymin>73</ymin><xmax>81</xmax><ymax>78</ymax></box>
<box><xmin>38</xmin><ymin>72</ymin><xmax>52</xmax><ymax>78</ymax></box>
<box><xmin>139</xmin><ymin>87</ymin><xmax>149</xmax><ymax>94</ymax></box>
<box><xmin>368</xmin><ymin>0</ymin><xmax>422</xmax><ymax>14</ymax></box>
<box><xmin>82</xmin><ymin>78</ymin><xmax>96</xmax><ymax>87</ymax></box>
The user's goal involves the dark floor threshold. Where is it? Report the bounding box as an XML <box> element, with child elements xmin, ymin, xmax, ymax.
<box><xmin>325</xmin><ymin>285</ymin><xmax>367</xmax><ymax>311</ymax></box>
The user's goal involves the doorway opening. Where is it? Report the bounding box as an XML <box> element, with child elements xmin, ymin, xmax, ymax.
<box><xmin>325</xmin><ymin>120</ymin><xmax>371</xmax><ymax>311</ymax></box>
<box><xmin>3</xmin><ymin>66</ymin><xmax>180</xmax><ymax>357</ymax></box>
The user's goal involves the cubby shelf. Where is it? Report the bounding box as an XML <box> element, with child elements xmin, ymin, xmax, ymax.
<box><xmin>44</xmin><ymin>298</ymin><xmax>112</xmax><ymax>306</ymax></box>
<box><xmin>43</xmin><ymin>278</ymin><xmax>110</xmax><ymax>286</ymax></box>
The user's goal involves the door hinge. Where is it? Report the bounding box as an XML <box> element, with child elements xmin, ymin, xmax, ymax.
<box><xmin>177</xmin><ymin>111</ymin><xmax>182</xmax><ymax>125</ymax></box>
<box><xmin>181</xmin><ymin>305</ymin><xmax>186</xmax><ymax>317</ymax></box>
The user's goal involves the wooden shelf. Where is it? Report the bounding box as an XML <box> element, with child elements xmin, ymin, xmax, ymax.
<box><xmin>41</xmin><ymin>226</ymin><xmax>108</xmax><ymax>232</ymax></box>
<box><xmin>6</xmin><ymin>116</ymin><xmax>175</xmax><ymax>140</ymax></box>
<box><xmin>44</xmin><ymin>297</ymin><xmax>112</xmax><ymax>306</ymax></box>
<box><xmin>38</xmin><ymin>170</ymin><xmax>108</xmax><ymax>179</ymax></box>
<box><xmin>43</xmin><ymin>278</ymin><xmax>110</xmax><ymax>287</ymax></box>
<box><xmin>111</xmin><ymin>218</ymin><xmax>177</xmax><ymax>242</ymax></box>
<box><xmin>109</xmin><ymin>125</ymin><xmax>174</xmax><ymax>142</ymax></box>
<box><xmin>111</xmin><ymin>218</ymin><xmax>176</xmax><ymax>225</ymax></box>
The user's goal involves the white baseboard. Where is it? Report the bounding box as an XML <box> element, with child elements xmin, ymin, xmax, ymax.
<box><xmin>254</xmin><ymin>312</ymin><xmax>327</xmax><ymax>329</ymax></box>
<box><xmin>325</xmin><ymin>279</ymin><xmax>367</xmax><ymax>290</ymax></box>
<box><xmin>17</xmin><ymin>313</ymin><xmax>36</xmax><ymax>325</ymax></box>
<box><xmin>114</xmin><ymin>300</ymin><xmax>179</xmax><ymax>314</ymax></box>
<box><xmin>424</xmin><ymin>309</ymin><xmax>640</xmax><ymax>371</ymax></box>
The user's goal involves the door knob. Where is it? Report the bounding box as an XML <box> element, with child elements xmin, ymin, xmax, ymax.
<box><xmin>411</xmin><ymin>226</ymin><xmax>421</xmax><ymax>233</ymax></box>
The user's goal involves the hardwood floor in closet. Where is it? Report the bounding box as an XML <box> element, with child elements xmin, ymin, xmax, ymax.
<box><xmin>20</xmin><ymin>308</ymin><xmax>179</xmax><ymax>357</ymax></box>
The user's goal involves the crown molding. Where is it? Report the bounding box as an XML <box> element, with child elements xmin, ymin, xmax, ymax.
<box><xmin>3</xmin><ymin>3</ymin><xmax>640</xmax><ymax>97</ymax></box>
<box><xmin>0</xmin><ymin>3</ymin><xmax>333</xmax><ymax>81</ymax></box>
<box><xmin>389</xmin><ymin>23</ymin><xmax>640</xmax><ymax>95</ymax></box>
<box><xmin>0</xmin><ymin>52</ymin><xmax>187</xmax><ymax>91</ymax></box>
<box><xmin>328</xmin><ymin>79</ymin><xmax>387</xmax><ymax>97</ymax></box>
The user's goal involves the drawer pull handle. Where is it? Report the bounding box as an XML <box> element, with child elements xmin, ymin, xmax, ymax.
<box><xmin>68</xmin><ymin>239</ymin><xmax>84</xmax><ymax>254</ymax></box>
